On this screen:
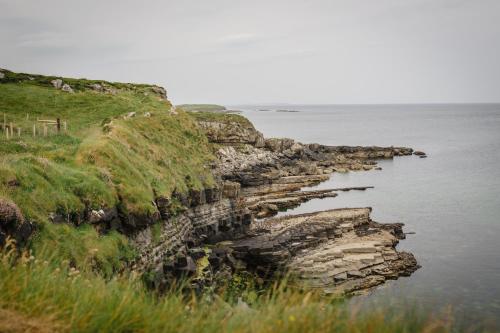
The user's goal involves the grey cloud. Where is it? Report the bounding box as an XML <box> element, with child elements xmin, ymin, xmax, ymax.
<box><xmin>1</xmin><ymin>0</ymin><xmax>499</xmax><ymax>104</ymax></box>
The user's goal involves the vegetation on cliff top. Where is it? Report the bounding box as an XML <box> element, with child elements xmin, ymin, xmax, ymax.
<box><xmin>0</xmin><ymin>72</ymin><xmax>215</xmax><ymax>221</ymax></box>
<box><xmin>0</xmin><ymin>70</ymin><xmax>215</xmax><ymax>273</ymax></box>
<box><xmin>189</xmin><ymin>110</ymin><xmax>254</xmax><ymax>127</ymax></box>
<box><xmin>177</xmin><ymin>104</ymin><xmax>227</xmax><ymax>112</ymax></box>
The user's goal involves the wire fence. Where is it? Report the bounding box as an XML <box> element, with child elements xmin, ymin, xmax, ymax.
<box><xmin>2</xmin><ymin>113</ymin><xmax>68</xmax><ymax>139</ymax></box>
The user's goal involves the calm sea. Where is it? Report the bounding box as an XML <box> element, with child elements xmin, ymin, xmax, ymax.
<box><xmin>234</xmin><ymin>104</ymin><xmax>500</xmax><ymax>324</ymax></box>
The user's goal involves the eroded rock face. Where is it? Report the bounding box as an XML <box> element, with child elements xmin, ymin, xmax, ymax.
<box><xmin>197</xmin><ymin>119</ymin><xmax>265</xmax><ymax>147</ymax></box>
<box><xmin>130</xmin><ymin>197</ymin><xmax>252</xmax><ymax>280</ymax></box>
<box><xmin>110</xmin><ymin>114</ymin><xmax>419</xmax><ymax>294</ymax></box>
<box><xmin>231</xmin><ymin>208</ymin><xmax>419</xmax><ymax>295</ymax></box>
<box><xmin>151</xmin><ymin>86</ymin><xmax>168</xmax><ymax>100</ymax></box>
<box><xmin>215</xmin><ymin>139</ymin><xmax>412</xmax><ymax>192</ymax></box>
<box><xmin>66</xmin><ymin>113</ymin><xmax>420</xmax><ymax>295</ymax></box>
<box><xmin>182</xmin><ymin>115</ymin><xmax>419</xmax><ymax>294</ymax></box>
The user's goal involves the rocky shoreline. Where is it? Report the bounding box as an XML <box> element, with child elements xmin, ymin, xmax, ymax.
<box><xmin>0</xmin><ymin>108</ymin><xmax>420</xmax><ymax>295</ymax></box>
<box><xmin>130</xmin><ymin>114</ymin><xmax>420</xmax><ymax>294</ymax></box>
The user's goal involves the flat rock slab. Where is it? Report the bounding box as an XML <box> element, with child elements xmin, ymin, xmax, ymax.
<box><xmin>231</xmin><ymin>207</ymin><xmax>419</xmax><ymax>295</ymax></box>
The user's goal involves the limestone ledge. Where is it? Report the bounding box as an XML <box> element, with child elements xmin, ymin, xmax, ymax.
<box><xmin>230</xmin><ymin>208</ymin><xmax>419</xmax><ymax>295</ymax></box>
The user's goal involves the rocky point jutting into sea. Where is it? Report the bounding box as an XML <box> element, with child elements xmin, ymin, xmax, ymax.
<box><xmin>130</xmin><ymin>112</ymin><xmax>420</xmax><ymax>294</ymax></box>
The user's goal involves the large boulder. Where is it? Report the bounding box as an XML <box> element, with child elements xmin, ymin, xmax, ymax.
<box><xmin>0</xmin><ymin>198</ymin><xmax>24</xmax><ymax>227</ymax></box>
<box><xmin>89</xmin><ymin>83</ymin><xmax>104</xmax><ymax>92</ymax></box>
<box><xmin>51</xmin><ymin>79</ymin><xmax>63</xmax><ymax>89</ymax></box>
<box><xmin>197</xmin><ymin>118</ymin><xmax>265</xmax><ymax>147</ymax></box>
<box><xmin>151</xmin><ymin>86</ymin><xmax>168</xmax><ymax>100</ymax></box>
<box><xmin>61</xmin><ymin>83</ymin><xmax>74</xmax><ymax>93</ymax></box>
<box><xmin>264</xmin><ymin>138</ymin><xmax>295</xmax><ymax>153</ymax></box>
<box><xmin>0</xmin><ymin>198</ymin><xmax>32</xmax><ymax>246</ymax></box>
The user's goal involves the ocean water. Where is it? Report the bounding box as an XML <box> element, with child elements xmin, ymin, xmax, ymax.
<box><xmin>234</xmin><ymin>104</ymin><xmax>500</xmax><ymax>324</ymax></box>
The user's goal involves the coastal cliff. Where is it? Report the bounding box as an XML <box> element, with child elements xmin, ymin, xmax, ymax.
<box><xmin>131</xmin><ymin>111</ymin><xmax>418</xmax><ymax>294</ymax></box>
<box><xmin>0</xmin><ymin>69</ymin><xmax>418</xmax><ymax>297</ymax></box>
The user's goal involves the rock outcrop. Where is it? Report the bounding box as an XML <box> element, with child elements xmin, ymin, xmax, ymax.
<box><xmin>130</xmin><ymin>190</ymin><xmax>253</xmax><ymax>285</ymax></box>
<box><xmin>230</xmin><ymin>208</ymin><xmax>418</xmax><ymax>295</ymax></box>
<box><xmin>197</xmin><ymin>118</ymin><xmax>265</xmax><ymax>147</ymax></box>
<box><xmin>0</xmin><ymin>198</ymin><xmax>33</xmax><ymax>246</ymax></box>
<box><xmin>127</xmin><ymin>113</ymin><xmax>420</xmax><ymax>295</ymax></box>
<box><xmin>215</xmin><ymin>139</ymin><xmax>412</xmax><ymax>188</ymax></box>
<box><xmin>5</xmin><ymin>108</ymin><xmax>419</xmax><ymax>296</ymax></box>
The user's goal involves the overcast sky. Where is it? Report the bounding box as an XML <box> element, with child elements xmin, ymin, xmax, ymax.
<box><xmin>1</xmin><ymin>0</ymin><xmax>499</xmax><ymax>104</ymax></box>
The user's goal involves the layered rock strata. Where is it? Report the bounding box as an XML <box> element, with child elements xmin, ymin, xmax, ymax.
<box><xmin>129</xmin><ymin>113</ymin><xmax>419</xmax><ymax>295</ymax></box>
<box><xmin>231</xmin><ymin>208</ymin><xmax>418</xmax><ymax>295</ymax></box>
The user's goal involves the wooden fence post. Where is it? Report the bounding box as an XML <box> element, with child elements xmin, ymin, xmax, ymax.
<box><xmin>57</xmin><ymin>118</ymin><xmax>61</xmax><ymax>133</ymax></box>
<box><xmin>17</xmin><ymin>127</ymin><xmax>21</xmax><ymax>137</ymax></box>
<box><xmin>33</xmin><ymin>123</ymin><xmax>36</xmax><ymax>137</ymax></box>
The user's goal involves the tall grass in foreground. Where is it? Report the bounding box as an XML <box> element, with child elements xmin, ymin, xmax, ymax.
<box><xmin>0</xmin><ymin>239</ymin><xmax>458</xmax><ymax>333</ymax></box>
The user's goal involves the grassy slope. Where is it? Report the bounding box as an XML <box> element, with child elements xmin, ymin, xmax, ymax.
<box><xmin>0</xmin><ymin>241</ymin><xmax>453</xmax><ymax>333</ymax></box>
<box><xmin>0</xmin><ymin>72</ymin><xmax>214</xmax><ymax>274</ymax></box>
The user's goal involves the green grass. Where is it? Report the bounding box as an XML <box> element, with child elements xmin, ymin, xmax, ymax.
<box><xmin>189</xmin><ymin>111</ymin><xmax>254</xmax><ymax>126</ymax></box>
<box><xmin>31</xmin><ymin>223</ymin><xmax>136</xmax><ymax>278</ymax></box>
<box><xmin>0</xmin><ymin>82</ymin><xmax>214</xmax><ymax>221</ymax></box>
<box><xmin>0</xmin><ymin>73</ymin><xmax>215</xmax><ymax>274</ymax></box>
<box><xmin>0</xmin><ymin>68</ymin><xmax>158</xmax><ymax>93</ymax></box>
<box><xmin>177</xmin><ymin>104</ymin><xmax>227</xmax><ymax>112</ymax></box>
<box><xmin>0</xmin><ymin>240</ymin><xmax>457</xmax><ymax>333</ymax></box>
